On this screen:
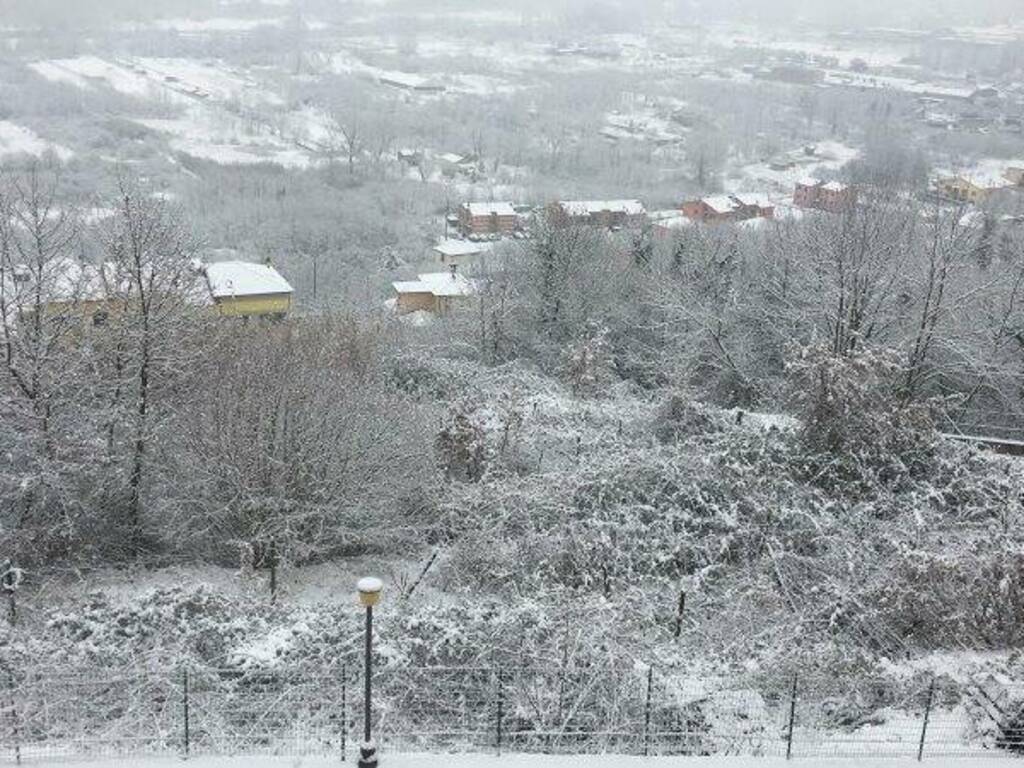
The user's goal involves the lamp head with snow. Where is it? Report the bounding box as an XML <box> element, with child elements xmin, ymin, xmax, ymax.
<box><xmin>357</xmin><ymin>577</ymin><xmax>383</xmax><ymax>607</ymax></box>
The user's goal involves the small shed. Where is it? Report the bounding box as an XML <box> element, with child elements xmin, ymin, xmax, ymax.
<box><xmin>204</xmin><ymin>261</ymin><xmax>293</xmax><ymax>319</ymax></box>
<box><xmin>392</xmin><ymin>270</ymin><xmax>478</xmax><ymax>316</ymax></box>
<box><xmin>432</xmin><ymin>239</ymin><xmax>494</xmax><ymax>268</ymax></box>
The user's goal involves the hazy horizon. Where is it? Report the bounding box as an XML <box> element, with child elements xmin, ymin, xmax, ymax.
<box><xmin>1</xmin><ymin>0</ymin><xmax>1022</xmax><ymax>32</ymax></box>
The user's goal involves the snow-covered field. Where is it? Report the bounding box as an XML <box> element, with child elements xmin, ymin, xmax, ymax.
<box><xmin>41</xmin><ymin>755</ymin><xmax>1022</xmax><ymax>768</ymax></box>
<box><xmin>323</xmin><ymin>50</ymin><xmax>515</xmax><ymax>96</ymax></box>
<box><xmin>136</xmin><ymin>111</ymin><xmax>314</xmax><ymax>168</ymax></box>
<box><xmin>30</xmin><ymin>54</ymin><xmax>334</xmax><ymax>167</ymax></box>
<box><xmin>138</xmin><ymin>16</ymin><xmax>288</xmax><ymax>32</ymax></box>
<box><xmin>30</xmin><ymin>56</ymin><xmax>165</xmax><ymax>99</ymax></box>
<box><xmin>726</xmin><ymin>141</ymin><xmax>860</xmax><ymax>199</ymax></box>
<box><xmin>603</xmin><ymin>109</ymin><xmax>685</xmax><ymax>144</ymax></box>
<box><xmin>0</xmin><ymin>120</ymin><xmax>73</xmax><ymax>160</ymax></box>
<box><xmin>131</xmin><ymin>58</ymin><xmax>284</xmax><ymax>106</ymax></box>
<box><xmin>751</xmin><ymin>39</ymin><xmax>911</xmax><ymax>68</ymax></box>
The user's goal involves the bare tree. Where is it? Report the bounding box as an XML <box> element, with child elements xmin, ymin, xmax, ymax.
<box><xmin>166</xmin><ymin>318</ymin><xmax>436</xmax><ymax>562</ymax></box>
<box><xmin>324</xmin><ymin>82</ymin><xmax>375</xmax><ymax>176</ymax></box>
<box><xmin>0</xmin><ymin>165</ymin><xmax>86</xmax><ymax>562</ymax></box>
<box><xmin>0</xmin><ymin>165</ymin><xmax>83</xmax><ymax>450</ymax></box>
<box><xmin>98</xmin><ymin>175</ymin><xmax>204</xmax><ymax>547</ymax></box>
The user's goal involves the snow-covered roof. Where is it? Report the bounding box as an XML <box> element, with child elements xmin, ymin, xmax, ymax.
<box><xmin>649</xmin><ymin>209</ymin><xmax>687</xmax><ymax>222</ymax></box>
<box><xmin>432</xmin><ymin>239</ymin><xmax>494</xmax><ymax>258</ymax></box>
<box><xmin>438</xmin><ymin>152</ymin><xmax>467</xmax><ymax>164</ymax></box>
<box><xmin>702</xmin><ymin>195</ymin><xmax>741</xmax><ymax>214</ymax></box>
<box><xmin>29</xmin><ymin>259</ymin><xmax>127</xmax><ymax>303</ymax></box>
<box><xmin>462</xmin><ymin>201</ymin><xmax>516</xmax><ymax>217</ymax></box>
<box><xmin>3</xmin><ymin>258</ymin><xmax>206</xmax><ymax>308</ymax></box>
<box><xmin>796</xmin><ymin>177</ymin><xmax>821</xmax><ymax>188</ymax></box>
<box><xmin>821</xmin><ymin>181</ymin><xmax>849</xmax><ymax>193</ymax></box>
<box><xmin>655</xmin><ymin>216</ymin><xmax>695</xmax><ymax>231</ymax></box>
<box><xmin>379</xmin><ymin>72</ymin><xmax>445</xmax><ymax>90</ymax></box>
<box><xmin>393</xmin><ymin>272</ymin><xmax>478</xmax><ymax>298</ymax></box>
<box><xmin>559</xmin><ymin>200</ymin><xmax>645</xmax><ymax>216</ymax></box>
<box><xmin>732</xmin><ymin>192</ymin><xmax>774</xmax><ymax>208</ymax></box>
<box><xmin>204</xmin><ymin>261</ymin><xmax>292</xmax><ymax>299</ymax></box>
<box><xmin>960</xmin><ymin>171</ymin><xmax>1013</xmax><ymax>190</ymax></box>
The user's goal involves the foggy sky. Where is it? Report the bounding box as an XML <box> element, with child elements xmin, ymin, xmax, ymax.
<box><xmin>0</xmin><ymin>0</ymin><xmax>1020</xmax><ymax>31</ymax></box>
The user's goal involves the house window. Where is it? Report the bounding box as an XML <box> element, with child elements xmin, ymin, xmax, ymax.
<box><xmin>92</xmin><ymin>310</ymin><xmax>109</xmax><ymax>327</ymax></box>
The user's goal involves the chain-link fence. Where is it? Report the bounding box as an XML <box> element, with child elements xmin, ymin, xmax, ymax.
<box><xmin>1</xmin><ymin>664</ymin><xmax>1022</xmax><ymax>763</ymax></box>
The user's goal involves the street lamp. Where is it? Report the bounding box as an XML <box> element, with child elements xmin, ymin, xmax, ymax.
<box><xmin>357</xmin><ymin>577</ymin><xmax>383</xmax><ymax>768</ymax></box>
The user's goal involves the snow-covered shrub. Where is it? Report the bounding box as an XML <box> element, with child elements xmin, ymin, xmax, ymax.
<box><xmin>786</xmin><ymin>344</ymin><xmax>938</xmax><ymax>490</ymax></box>
<box><xmin>163</xmin><ymin>318</ymin><xmax>437</xmax><ymax>563</ymax></box>
<box><xmin>436</xmin><ymin>407</ymin><xmax>486</xmax><ymax>482</ymax></box>
<box><xmin>561</xmin><ymin>321</ymin><xmax>616</xmax><ymax>396</ymax></box>
<box><xmin>652</xmin><ymin>393</ymin><xmax>729</xmax><ymax>443</ymax></box>
<box><xmin>41</xmin><ymin>587</ymin><xmax>263</xmax><ymax>668</ymax></box>
<box><xmin>863</xmin><ymin>542</ymin><xmax>1024</xmax><ymax>648</ymax></box>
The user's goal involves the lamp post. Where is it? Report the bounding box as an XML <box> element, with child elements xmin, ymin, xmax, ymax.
<box><xmin>357</xmin><ymin>577</ymin><xmax>383</xmax><ymax>768</ymax></box>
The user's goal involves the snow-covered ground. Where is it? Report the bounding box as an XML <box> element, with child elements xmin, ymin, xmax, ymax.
<box><xmin>30</xmin><ymin>56</ymin><xmax>167</xmax><ymax>100</ymax></box>
<box><xmin>932</xmin><ymin>157</ymin><xmax>1022</xmax><ymax>188</ymax></box>
<box><xmin>750</xmin><ymin>39</ymin><xmax>911</xmax><ymax>69</ymax></box>
<box><xmin>725</xmin><ymin>141</ymin><xmax>860</xmax><ymax>199</ymax></box>
<box><xmin>45</xmin><ymin>556</ymin><xmax>420</xmax><ymax>609</ymax></box>
<box><xmin>42</xmin><ymin>755</ymin><xmax>1021</xmax><ymax>768</ymax></box>
<box><xmin>822</xmin><ymin>70</ymin><xmax>975</xmax><ymax>100</ymax></box>
<box><xmin>603</xmin><ymin>109</ymin><xmax>685</xmax><ymax>144</ymax></box>
<box><xmin>131</xmin><ymin>58</ymin><xmax>284</xmax><ymax>106</ymax></box>
<box><xmin>323</xmin><ymin>50</ymin><xmax>515</xmax><ymax>97</ymax></box>
<box><xmin>136</xmin><ymin>109</ymin><xmax>314</xmax><ymax>168</ymax></box>
<box><xmin>31</xmin><ymin>55</ymin><xmax>283</xmax><ymax>109</ymax></box>
<box><xmin>0</xmin><ymin>120</ymin><xmax>73</xmax><ymax>161</ymax></box>
<box><xmin>409</xmin><ymin>36</ymin><xmax>552</xmax><ymax>73</ymax></box>
<box><xmin>700</xmin><ymin>24</ymin><xmax>915</xmax><ymax>69</ymax></box>
<box><xmin>31</xmin><ymin>54</ymin><xmax>336</xmax><ymax>167</ymax></box>
<box><xmin>138</xmin><ymin>16</ymin><xmax>288</xmax><ymax>32</ymax></box>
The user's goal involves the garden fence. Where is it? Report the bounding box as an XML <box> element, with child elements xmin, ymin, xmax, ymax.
<box><xmin>1</xmin><ymin>663</ymin><xmax>1022</xmax><ymax>763</ymax></box>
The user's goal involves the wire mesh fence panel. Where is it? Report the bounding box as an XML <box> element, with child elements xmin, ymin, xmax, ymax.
<box><xmin>787</xmin><ymin>676</ymin><xmax>932</xmax><ymax>759</ymax></box>
<box><xmin>933</xmin><ymin>678</ymin><xmax>1024</xmax><ymax>758</ymax></box>
<box><xmin>501</xmin><ymin>666</ymin><xmax>647</xmax><ymax>755</ymax></box>
<box><xmin>372</xmin><ymin>666</ymin><xmax>496</xmax><ymax>754</ymax></box>
<box><xmin>187</xmin><ymin>666</ymin><xmax>348</xmax><ymax>758</ymax></box>
<box><xmin>1</xmin><ymin>669</ymin><xmax>178</xmax><ymax>763</ymax></box>
<box><xmin>650</xmin><ymin>675</ymin><xmax>792</xmax><ymax>758</ymax></box>
<box><xmin>3</xmin><ymin>665</ymin><xmax>1024</xmax><ymax>763</ymax></box>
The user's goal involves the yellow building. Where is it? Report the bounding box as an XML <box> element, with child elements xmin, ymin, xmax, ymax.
<box><xmin>5</xmin><ymin>258</ymin><xmax>294</xmax><ymax>326</ymax></box>
<box><xmin>203</xmin><ymin>261</ymin><xmax>293</xmax><ymax>319</ymax></box>
<box><xmin>936</xmin><ymin>172</ymin><xmax>1013</xmax><ymax>204</ymax></box>
<box><xmin>2</xmin><ymin>259</ymin><xmax>122</xmax><ymax>329</ymax></box>
<box><xmin>1005</xmin><ymin>166</ymin><xmax>1024</xmax><ymax>186</ymax></box>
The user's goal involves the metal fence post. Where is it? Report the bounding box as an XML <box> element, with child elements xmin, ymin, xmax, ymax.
<box><xmin>269</xmin><ymin>539</ymin><xmax>278</xmax><ymax>604</ymax></box>
<box><xmin>1</xmin><ymin>662</ymin><xmax>20</xmax><ymax>766</ymax></box>
<box><xmin>673</xmin><ymin>591</ymin><xmax>686</xmax><ymax>640</ymax></box>
<box><xmin>496</xmin><ymin>669</ymin><xmax>504</xmax><ymax>756</ymax></box>
<box><xmin>182</xmin><ymin>668</ymin><xmax>190</xmax><ymax>759</ymax></box>
<box><xmin>643</xmin><ymin>666</ymin><xmax>654</xmax><ymax>757</ymax></box>
<box><xmin>785</xmin><ymin>674</ymin><xmax>798</xmax><ymax>760</ymax></box>
<box><xmin>918</xmin><ymin>677</ymin><xmax>936</xmax><ymax>762</ymax></box>
<box><xmin>341</xmin><ymin>664</ymin><xmax>347</xmax><ymax>762</ymax></box>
